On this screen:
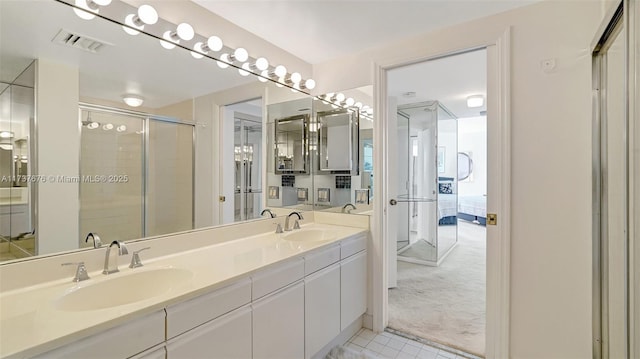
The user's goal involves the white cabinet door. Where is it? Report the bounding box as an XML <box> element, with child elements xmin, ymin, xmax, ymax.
<box><xmin>253</xmin><ymin>281</ymin><xmax>304</xmax><ymax>359</ymax></box>
<box><xmin>305</xmin><ymin>262</ymin><xmax>340</xmax><ymax>359</ymax></box>
<box><xmin>166</xmin><ymin>306</ymin><xmax>251</xmax><ymax>359</ymax></box>
<box><xmin>341</xmin><ymin>251</ymin><xmax>367</xmax><ymax>330</ymax></box>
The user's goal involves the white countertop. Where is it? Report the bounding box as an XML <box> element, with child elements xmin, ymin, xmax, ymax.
<box><xmin>0</xmin><ymin>222</ymin><xmax>366</xmax><ymax>358</ymax></box>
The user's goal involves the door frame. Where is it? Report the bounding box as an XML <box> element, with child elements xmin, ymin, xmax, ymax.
<box><xmin>372</xmin><ymin>28</ymin><xmax>511</xmax><ymax>358</ymax></box>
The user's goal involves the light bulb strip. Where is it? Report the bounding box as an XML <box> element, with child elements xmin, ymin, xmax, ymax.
<box><xmin>67</xmin><ymin>0</ymin><xmax>317</xmax><ymax>94</ymax></box>
<box><xmin>316</xmin><ymin>92</ymin><xmax>373</xmax><ymax>121</ymax></box>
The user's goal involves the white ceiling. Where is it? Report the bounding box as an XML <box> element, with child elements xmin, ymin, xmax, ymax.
<box><xmin>191</xmin><ymin>0</ymin><xmax>524</xmax><ymax>119</ymax></box>
<box><xmin>192</xmin><ymin>0</ymin><xmax>538</xmax><ymax>64</ymax></box>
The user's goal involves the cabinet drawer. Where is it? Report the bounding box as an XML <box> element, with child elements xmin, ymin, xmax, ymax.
<box><xmin>341</xmin><ymin>234</ymin><xmax>367</xmax><ymax>259</ymax></box>
<box><xmin>34</xmin><ymin>311</ymin><xmax>165</xmax><ymax>359</ymax></box>
<box><xmin>305</xmin><ymin>244</ymin><xmax>340</xmax><ymax>275</ymax></box>
<box><xmin>252</xmin><ymin>257</ymin><xmax>304</xmax><ymax>300</ymax></box>
<box><xmin>166</xmin><ymin>306</ymin><xmax>252</xmax><ymax>359</ymax></box>
<box><xmin>166</xmin><ymin>278</ymin><xmax>251</xmax><ymax>339</ymax></box>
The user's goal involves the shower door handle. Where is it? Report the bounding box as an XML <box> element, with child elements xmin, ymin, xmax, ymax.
<box><xmin>389</xmin><ymin>199</ymin><xmax>397</xmax><ymax>206</ymax></box>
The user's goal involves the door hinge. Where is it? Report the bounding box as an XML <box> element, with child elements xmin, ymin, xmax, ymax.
<box><xmin>487</xmin><ymin>213</ymin><xmax>497</xmax><ymax>225</ymax></box>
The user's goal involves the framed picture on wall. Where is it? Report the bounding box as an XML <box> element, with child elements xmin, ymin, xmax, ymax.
<box><xmin>437</xmin><ymin>147</ymin><xmax>445</xmax><ymax>173</ymax></box>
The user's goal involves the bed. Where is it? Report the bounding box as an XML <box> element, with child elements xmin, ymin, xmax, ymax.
<box><xmin>458</xmin><ymin>195</ymin><xmax>487</xmax><ymax>225</ymax></box>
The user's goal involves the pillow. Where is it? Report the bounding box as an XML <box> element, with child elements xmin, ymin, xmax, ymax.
<box><xmin>438</xmin><ymin>182</ymin><xmax>453</xmax><ymax>194</ymax></box>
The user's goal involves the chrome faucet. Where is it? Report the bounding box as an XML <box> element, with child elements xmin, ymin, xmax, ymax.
<box><xmin>85</xmin><ymin>232</ymin><xmax>102</xmax><ymax>248</ymax></box>
<box><xmin>342</xmin><ymin>203</ymin><xmax>357</xmax><ymax>213</ymax></box>
<box><xmin>284</xmin><ymin>211</ymin><xmax>304</xmax><ymax>231</ymax></box>
<box><xmin>61</xmin><ymin>262</ymin><xmax>90</xmax><ymax>282</ymax></box>
<box><xmin>260</xmin><ymin>209</ymin><xmax>276</xmax><ymax>218</ymax></box>
<box><xmin>103</xmin><ymin>240</ymin><xmax>128</xmax><ymax>275</ymax></box>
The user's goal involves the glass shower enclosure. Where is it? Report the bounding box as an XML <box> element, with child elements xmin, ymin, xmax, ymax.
<box><xmin>79</xmin><ymin>105</ymin><xmax>194</xmax><ymax>246</ymax></box>
<box><xmin>395</xmin><ymin>101</ymin><xmax>458</xmax><ymax>266</ymax></box>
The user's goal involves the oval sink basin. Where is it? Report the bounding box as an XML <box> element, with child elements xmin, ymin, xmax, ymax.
<box><xmin>281</xmin><ymin>228</ymin><xmax>337</xmax><ymax>243</ymax></box>
<box><xmin>54</xmin><ymin>267</ymin><xmax>192</xmax><ymax>312</ymax></box>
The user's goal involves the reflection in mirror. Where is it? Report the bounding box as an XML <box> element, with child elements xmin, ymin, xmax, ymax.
<box><xmin>0</xmin><ymin>61</ymin><xmax>35</xmax><ymax>260</ymax></box>
<box><xmin>275</xmin><ymin>115</ymin><xmax>309</xmax><ymax>174</ymax></box>
<box><xmin>317</xmin><ymin>109</ymin><xmax>359</xmax><ymax>174</ymax></box>
<box><xmin>266</xmin><ymin>97</ymin><xmax>314</xmax><ymax>211</ymax></box>
<box><xmin>314</xmin><ymin>86</ymin><xmax>373</xmax><ymax>215</ymax></box>
<box><xmin>0</xmin><ymin>0</ymin><xmax>309</xmax><ymax>263</ymax></box>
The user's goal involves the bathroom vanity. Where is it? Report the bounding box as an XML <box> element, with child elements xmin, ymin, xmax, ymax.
<box><xmin>0</xmin><ymin>215</ymin><xmax>369</xmax><ymax>359</ymax></box>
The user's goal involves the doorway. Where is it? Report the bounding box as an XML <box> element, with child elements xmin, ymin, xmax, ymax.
<box><xmin>221</xmin><ymin>99</ymin><xmax>263</xmax><ymax>224</ymax></box>
<box><xmin>383</xmin><ymin>48</ymin><xmax>492</xmax><ymax>357</ymax></box>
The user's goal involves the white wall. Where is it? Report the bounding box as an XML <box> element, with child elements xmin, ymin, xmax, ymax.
<box><xmin>313</xmin><ymin>1</ymin><xmax>605</xmax><ymax>357</ymax></box>
<box><xmin>458</xmin><ymin>116</ymin><xmax>487</xmax><ymax>196</ymax></box>
<box><xmin>35</xmin><ymin>60</ymin><xmax>79</xmax><ymax>254</ymax></box>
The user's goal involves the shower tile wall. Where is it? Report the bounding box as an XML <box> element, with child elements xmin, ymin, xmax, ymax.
<box><xmin>79</xmin><ymin>110</ymin><xmax>143</xmax><ymax>245</ymax></box>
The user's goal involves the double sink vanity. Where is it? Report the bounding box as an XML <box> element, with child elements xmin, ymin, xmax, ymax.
<box><xmin>0</xmin><ymin>212</ymin><xmax>370</xmax><ymax>359</ymax></box>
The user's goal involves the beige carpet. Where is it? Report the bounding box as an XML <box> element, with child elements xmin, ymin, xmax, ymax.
<box><xmin>388</xmin><ymin>221</ymin><xmax>486</xmax><ymax>357</ymax></box>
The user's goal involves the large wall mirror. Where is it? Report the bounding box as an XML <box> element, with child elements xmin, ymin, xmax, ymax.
<box><xmin>0</xmin><ymin>0</ymin><xmax>375</xmax><ymax>264</ymax></box>
<box><xmin>0</xmin><ymin>0</ymin><xmax>312</xmax><ymax>262</ymax></box>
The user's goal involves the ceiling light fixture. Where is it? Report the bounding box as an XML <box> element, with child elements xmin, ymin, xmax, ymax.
<box><xmin>123</xmin><ymin>95</ymin><xmax>144</xmax><ymax>107</ymax></box>
<box><xmin>160</xmin><ymin>23</ymin><xmax>194</xmax><ymax>49</ymax></box>
<box><xmin>466</xmin><ymin>95</ymin><xmax>484</xmax><ymax>108</ymax></box>
<box><xmin>123</xmin><ymin>4</ymin><xmax>158</xmax><ymax>35</ymax></box>
<box><xmin>73</xmin><ymin>0</ymin><xmax>111</xmax><ymax>20</ymax></box>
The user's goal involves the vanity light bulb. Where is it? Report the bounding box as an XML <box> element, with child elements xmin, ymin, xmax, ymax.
<box><xmin>291</xmin><ymin>83</ymin><xmax>301</xmax><ymax>93</ymax></box>
<box><xmin>87</xmin><ymin>122</ymin><xmax>99</xmax><ymax>129</ymax></box>
<box><xmin>217</xmin><ymin>54</ymin><xmax>230</xmax><ymax>68</ymax></box>
<box><xmin>258</xmin><ymin>70</ymin><xmax>269</xmax><ymax>82</ymax></box>
<box><xmin>92</xmin><ymin>0</ymin><xmax>112</xmax><ymax>6</ymax></box>
<box><xmin>239</xmin><ymin>63</ymin><xmax>251</xmax><ymax>76</ymax></box>
<box><xmin>191</xmin><ymin>43</ymin><xmax>205</xmax><ymax>59</ymax></box>
<box><xmin>336</xmin><ymin>93</ymin><xmax>346</xmax><ymax>102</ymax></box>
<box><xmin>304</xmin><ymin>79</ymin><xmax>316</xmax><ymax>90</ymax></box>
<box><xmin>366</xmin><ymin>109</ymin><xmax>373</xmax><ymax>115</ymax></box>
<box><xmin>176</xmin><ymin>23</ymin><xmax>195</xmax><ymax>41</ymax></box>
<box><xmin>160</xmin><ymin>31</ymin><xmax>177</xmax><ymax>49</ymax></box>
<box><xmin>290</xmin><ymin>72</ymin><xmax>302</xmax><ymax>84</ymax></box>
<box><xmin>116</xmin><ymin>125</ymin><xmax>127</xmax><ymax>132</ymax></box>
<box><xmin>73</xmin><ymin>0</ymin><xmax>97</xmax><ymax>20</ymax></box>
<box><xmin>345</xmin><ymin>98</ymin><xmax>355</xmax><ymax>107</ymax></box>
<box><xmin>137</xmin><ymin>4</ymin><xmax>158</xmax><ymax>25</ymax></box>
<box><xmin>207</xmin><ymin>36</ymin><xmax>223</xmax><ymax>51</ymax></box>
<box><xmin>276</xmin><ymin>78</ymin><xmax>285</xmax><ymax>87</ymax></box>
<box><xmin>123</xmin><ymin>14</ymin><xmax>142</xmax><ymax>36</ymax></box>
<box><xmin>255</xmin><ymin>57</ymin><xmax>269</xmax><ymax>71</ymax></box>
<box><xmin>103</xmin><ymin>123</ymin><xmax>114</xmax><ymax>131</ymax></box>
<box><xmin>355</xmin><ymin>102</ymin><xmax>363</xmax><ymax>109</ymax></box>
<box><xmin>274</xmin><ymin>65</ymin><xmax>287</xmax><ymax>78</ymax></box>
<box><xmin>233</xmin><ymin>48</ymin><xmax>249</xmax><ymax>63</ymax></box>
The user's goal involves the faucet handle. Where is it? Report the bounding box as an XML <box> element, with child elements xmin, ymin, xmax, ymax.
<box><xmin>62</xmin><ymin>262</ymin><xmax>90</xmax><ymax>282</ymax></box>
<box><xmin>293</xmin><ymin>220</ymin><xmax>301</xmax><ymax>230</ymax></box>
<box><xmin>274</xmin><ymin>223</ymin><xmax>283</xmax><ymax>234</ymax></box>
<box><xmin>129</xmin><ymin>247</ymin><xmax>150</xmax><ymax>268</ymax></box>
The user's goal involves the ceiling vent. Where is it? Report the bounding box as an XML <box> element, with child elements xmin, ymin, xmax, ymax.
<box><xmin>52</xmin><ymin>29</ymin><xmax>112</xmax><ymax>53</ymax></box>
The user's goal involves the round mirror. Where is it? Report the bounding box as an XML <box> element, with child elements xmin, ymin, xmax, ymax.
<box><xmin>458</xmin><ymin>152</ymin><xmax>473</xmax><ymax>180</ymax></box>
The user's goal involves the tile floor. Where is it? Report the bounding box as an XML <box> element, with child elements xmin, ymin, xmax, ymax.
<box><xmin>346</xmin><ymin>328</ymin><xmax>472</xmax><ymax>359</ymax></box>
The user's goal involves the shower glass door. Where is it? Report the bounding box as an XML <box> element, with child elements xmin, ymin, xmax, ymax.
<box><xmin>80</xmin><ymin>106</ymin><xmax>194</xmax><ymax>244</ymax></box>
<box><xmin>79</xmin><ymin>108</ymin><xmax>144</xmax><ymax>245</ymax></box>
<box><xmin>395</xmin><ymin>103</ymin><xmax>439</xmax><ymax>264</ymax></box>
<box><xmin>393</xmin><ymin>101</ymin><xmax>458</xmax><ymax>266</ymax></box>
